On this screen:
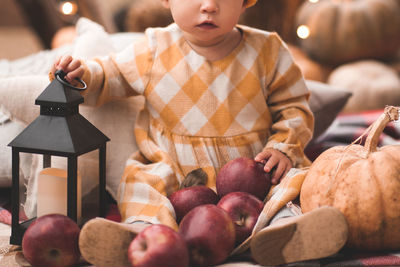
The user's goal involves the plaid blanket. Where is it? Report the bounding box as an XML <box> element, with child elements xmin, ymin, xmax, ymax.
<box><xmin>2</xmin><ymin>109</ymin><xmax>400</xmax><ymax>266</ymax></box>
<box><xmin>305</xmin><ymin>109</ymin><xmax>400</xmax><ymax>161</ymax></box>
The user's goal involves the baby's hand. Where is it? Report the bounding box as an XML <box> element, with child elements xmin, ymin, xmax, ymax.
<box><xmin>50</xmin><ymin>55</ymin><xmax>84</xmax><ymax>84</ymax></box>
<box><xmin>254</xmin><ymin>148</ymin><xmax>292</xmax><ymax>185</ymax></box>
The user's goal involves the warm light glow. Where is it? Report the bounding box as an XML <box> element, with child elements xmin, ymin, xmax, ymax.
<box><xmin>297</xmin><ymin>25</ymin><xmax>310</xmax><ymax>39</ymax></box>
<box><xmin>60</xmin><ymin>1</ymin><xmax>78</xmax><ymax>15</ymax></box>
<box><xmin>309</xmin><ymin>0</ymin><xmax>319</xmax><ymax>3</ymax></box>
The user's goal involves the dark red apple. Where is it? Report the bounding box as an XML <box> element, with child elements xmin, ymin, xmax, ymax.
<box><xmin>128</xmin><ymin>224</ymin><xmax>189</xmax><ymax>267</ymax></box>
<box><xmin>216</xmin><ymin>157</ymin><xmax>271</xmax><ymax>200</ymax></box>
<box><xmin>169</xmin><ymin>185</ymin><xmax>219</xmax><ymax>222</ymax></box>
<box><xmin>179</xmin><ymin>204</ymin><xmax>236</xmax><ymax>267</ymax></box>
<box><xmin>22</xmin><ymin>214</ymin><xmax>81</xmax><ymax>267</ymax></box>
<box><xmin>217</xmin><ymin>192</ymin><xmax>264</xmax><ymax>245</ymax></box>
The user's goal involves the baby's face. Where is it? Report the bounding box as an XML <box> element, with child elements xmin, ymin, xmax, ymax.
<box><xmin>164</xmin><ymin>0</ymin><xmax>246</xmax><ymax>46</ymax></box>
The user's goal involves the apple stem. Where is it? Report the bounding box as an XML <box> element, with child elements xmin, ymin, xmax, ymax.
<box><xmin>191</xmin><ymin>248</ymin><xmax>206</xmax><ymax>266</ymax></box>
<box><xmin>235</xmin><ymin>215</ymin><xmax>246</xmax><ymax>227</ymax></box>
<box><xmin>140</xmin><ymin>240</ymin><xmax>147</xmax><ymax>251</ymax></box>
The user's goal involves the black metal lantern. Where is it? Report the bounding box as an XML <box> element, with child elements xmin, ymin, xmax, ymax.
<box><xmin>8</xmin><ymin>70</ymin><xmax>110</xmax><ymax>245</ymax></box>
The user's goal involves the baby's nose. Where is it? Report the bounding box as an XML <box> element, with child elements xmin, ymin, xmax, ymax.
<box><xmin>200</xmin><ymin>0</ymin><xmax>219</xmax><ymax>13</ymax></box>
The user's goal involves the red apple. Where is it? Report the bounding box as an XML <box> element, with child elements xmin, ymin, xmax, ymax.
<box><xmin>169</xmin><ymin>185</ymin><xmax>219</xmax><ymax>222</ymax></box>
<box><xmin>217</xmin><ymin>192</ymin><xmax>263</xmax><ymax>245</ymax></box>
<box><xmin>216</xmin><ymin>157</ymin><xmax>271</xmax><ymax>200</ymax></box>
<box><xmin>179</xmin><ymin>204</ymin><xmax>236</xmax><ymax>267</ymax></box>
<box><xmin>128</xmin><ymin>224</ymin><xmax>189</xmax><ymax>267</ymax></box>
<box><xmin>22</xmin><ymin>214</ymin><xmax>81</xmax><ymax>267</ymax></box>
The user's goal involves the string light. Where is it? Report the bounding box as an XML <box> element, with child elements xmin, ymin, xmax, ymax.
<box><xmin>297</xmin><ymin>25</ymin><xmax>310</xmax><ymax>39</ymax></box>
<box><xmin>59</xmin><ymin>1</ymin><xmax>78</xmax><ymax>16</ymax></box>
<box><xmin>296</xmin><ymin>1</ymin><xmax>317</xmax><ymax>40</ymax></box>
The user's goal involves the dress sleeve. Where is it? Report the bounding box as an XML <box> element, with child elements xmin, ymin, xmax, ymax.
<box><xmin>80</xmin><ymin>36</ymin><xmax>153</xmax><ymax>106</ymax></box>
<box><xmin>263</xmin><ymin>33</ymin><xmax>314</xmax><ymax>167</ymax></box>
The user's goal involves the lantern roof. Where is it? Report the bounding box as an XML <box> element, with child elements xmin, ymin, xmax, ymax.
<box><xmin>9</xmin><ymin>71</ymin><xmax>109</xmax><ymax>156</ymax></box>
<box><xmin>35</xmin><ymin>76</ymin><xmax>84</xmax><ymax>107</ymax></box>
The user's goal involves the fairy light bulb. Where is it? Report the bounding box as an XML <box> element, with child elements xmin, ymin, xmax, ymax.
<box><xmin>297</xmin><ymin>25</ymin><xmax>310</xmax><ymax>39</ymax></box>
<box><xmin>309</xmin><ymin>0</ymin><xmax>319</xmax><ymax>3</ymax></box>
<box><xmin>60</xmin><ymin>1</ymin><xmax>78</xmax><ymax>15</ymax></box>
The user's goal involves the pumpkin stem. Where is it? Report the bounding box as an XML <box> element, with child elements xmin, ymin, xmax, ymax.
<box><xmin>364</xmin><ymin>106</ymin><xmax>400</xmax><ymax>153</ymax></box>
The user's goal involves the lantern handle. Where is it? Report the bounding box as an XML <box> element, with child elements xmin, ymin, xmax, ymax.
<box><xmin>55</xmin><ymin>69</ymin><xmax>87</xmax><ymax>91</ymax></box>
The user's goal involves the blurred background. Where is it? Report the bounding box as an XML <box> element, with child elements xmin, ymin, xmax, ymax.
<box><xmin>0</xmin><ymin>0</ymin><xmax>130</xmax><ymax>59</ymax></box>
<box><xmin>0</xmin><ymin>0</ymin><xmax>308</xmax><ymax>58</ymax></box>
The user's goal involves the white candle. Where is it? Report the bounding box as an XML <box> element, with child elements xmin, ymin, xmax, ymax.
<box><xmin>37</xmin><ymin>168</ymin><xmax>82</xmax><ymax>221</ymax></box>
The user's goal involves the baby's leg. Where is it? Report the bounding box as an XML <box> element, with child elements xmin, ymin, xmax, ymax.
<box><xmin>79</xmin><ymin>153</ymin><xmax>179</xmax><ymax>266</ymax></box>
<box><xmin>117</xmin><ymin>152</ymin><xmax>180</xmax><ymax>229</ymax></box>
<box><xmin>268</xmin><ymin>201</ymin><xmax>302</xmax><ymax>225</ymax></box>
<box><xmin>251</xmin><ymin>204</ymin><xmax>348</xmax><ymax>266</ymax></box>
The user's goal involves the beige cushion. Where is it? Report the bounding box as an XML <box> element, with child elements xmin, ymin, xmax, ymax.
<box><xmin>0</xmin><ymin>108</ymin><xmax>32</xmax><ymax>188</ymax></box>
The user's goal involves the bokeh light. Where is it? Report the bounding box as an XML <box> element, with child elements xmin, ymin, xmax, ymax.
<box><xmin>297</xmin><ymin>25</ymin><xmax>310</xmax><ymax>39</ymax></box>
<box><xmin>59</xmin><ymin>1</ymin><xmax>78</xmax><ymax>15</ymax></box>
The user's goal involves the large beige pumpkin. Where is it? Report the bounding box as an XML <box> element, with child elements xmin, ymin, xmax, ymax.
<box><xmin>300</xmin><ymin>106</ymin><xmax>400</xmax><ymax>251</ymax></box>
<box><xmin>327</xmin><ymin>60</ymin><xmax>400</xmax><ymax>113</ymax></box>
<box><xmin>295</xmin><ymin>0</ymin><xmax>400</xmax><ymax>65</ymax></box>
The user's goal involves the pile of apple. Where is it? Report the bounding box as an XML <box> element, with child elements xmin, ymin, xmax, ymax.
<box><xmin>20</xmin><ymin>157</ymin><xmax>270</xmax><ymax>267</ymax></box>
<box><xmin>128</xmin><ymin>157</ymin><xmax>271</xmax><ymax>267</ymax></box>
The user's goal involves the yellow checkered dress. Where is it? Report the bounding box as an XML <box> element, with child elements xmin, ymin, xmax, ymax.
<box><xmin>82</xmin><ymin>23</ymin><xmax>314</xmax><ymax>230</ymax></box>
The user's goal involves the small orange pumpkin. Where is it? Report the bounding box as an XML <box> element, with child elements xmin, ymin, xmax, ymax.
<box><xmin>300</xmin><ymin>106</ymin><xmax>400</xmax><ymax>251</ymax></box>
<box><xmin>295</xmin><ymin>0</ymin><xmax>400</xmax><ymax>65</ymax></box>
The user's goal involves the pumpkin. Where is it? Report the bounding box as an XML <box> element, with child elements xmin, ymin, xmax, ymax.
<box><xmin>295</xmin><ymin>0</ymin><xmax>400</xmax><ymax>65</ymax></box>
<box><xmin>288</xmin><ymin>44</ymin><xmax>332</xmax><ymax>82</ymax></box>
<box><xmin>327</xmin><ymin>60</ymin><xmax>400</xmax><ymax>113</ymax></box>
<box><xmin>240</xmin><ymin>0</ymin><xmax>304</xmax><ymax>43</ymax></box>
<box><xmin>300</xmin><ymin>106</ymin><xmax>400</xmax><ymax>251</ymax></box>
<box><xmin>51</xmin><ymin>26</ymin><xmax>77</xmax><ymax>49</ymax></box>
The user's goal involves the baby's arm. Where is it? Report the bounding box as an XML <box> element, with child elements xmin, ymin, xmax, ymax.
<box><xmin>49</xmin><ymin>36</ymin><xmax>152</xmax><ymax>106</ymax></box>
<box><xmin>256</xmin><ymin>33</ymin><xmax>314</xmax><ymax>184</ymax></box>
<box><xmin>255</xmin><ymin>148</ymin><xmax>292</xmax><ymax>185</ymax></box>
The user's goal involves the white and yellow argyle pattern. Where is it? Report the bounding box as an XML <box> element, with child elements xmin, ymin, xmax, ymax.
<box><xmin>82</xmin><ymin>23</ymin><xmax>314</xmax><ymax>230</ymax></box>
